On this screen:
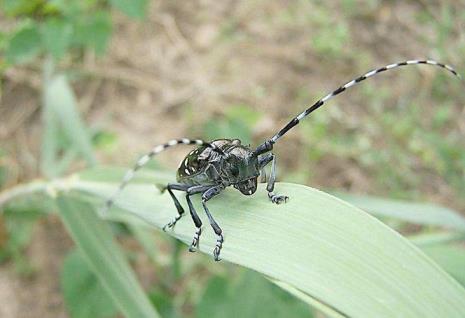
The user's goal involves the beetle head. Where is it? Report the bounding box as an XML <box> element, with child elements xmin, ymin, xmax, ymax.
<box><xmin>224</xmin><ymin>146</ymin><xmax>260</xmax><ymax>195</ymax></box>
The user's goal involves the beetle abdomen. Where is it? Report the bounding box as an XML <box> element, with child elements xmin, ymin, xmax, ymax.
<box><xmin>176</xmin><ymin>139</ymin><xmax>242</xmax><ymax>184</ymax></box>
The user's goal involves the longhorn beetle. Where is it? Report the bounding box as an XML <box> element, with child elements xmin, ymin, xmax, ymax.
<box><xmin>103</xmin><ymin>60</ymin><xmax>460</xmax><ymax>261</ymax></box>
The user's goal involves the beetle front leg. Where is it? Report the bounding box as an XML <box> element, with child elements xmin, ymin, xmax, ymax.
<box><xmin>201</xmin><ymin>186</ymin><xmax>224</xmax><ymax>261</ymax></box>
<box><xmin>184</xmin><ymin>185</ymin><xmax>212</xmax><ymax>252</ymax></box>
<box><xmin>259</xmin><ymin>153</ymin><xmax>288</xmax><ymax>204</ymax></box>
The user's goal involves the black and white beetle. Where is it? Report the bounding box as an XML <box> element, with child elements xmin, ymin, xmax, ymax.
<box><xmin>104</xmin><ymin>60</ymin><xmax>460</xmax><ymax>261</ymax></box>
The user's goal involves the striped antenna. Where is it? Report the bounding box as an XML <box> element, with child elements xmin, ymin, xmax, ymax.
<box><xmin>268</xmin><ymin>59</ymin><xmax>461</xmax><ymax>145</ymax></box>
<box><xmin>101</xmin><ymin>138</ymin><xmax>206</xmax><ymax>216</ymax></box>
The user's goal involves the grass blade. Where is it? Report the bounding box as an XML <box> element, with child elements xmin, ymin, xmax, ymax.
<box><xmin>421</xmin><ymin>244</ymin><xmax>465</xmax><ymax>287</ymax></box>
<box><xmin>57</xmin><ymin>195</ymin><xmax>159</xmax><ymax>318</ymax></box>
<box><xmin>41</xmin><ymin>60</ymin><xmax>61</xmax><ymax>178</ymax></box>
<box><xmin>334</xmin><ymin>192</ymin><xmax>465</xmax><ymax>231</ymax></box>
<box><xmin>129</xmin><ymin>224</ymin><xmax>159</xmax><ymax>265</ymax></box>
<box><xmin>67</xmin><ymin>168</ymin><xmax>465</xmax><ymax>318</ymax></box>
<box><xmin>44</xmin><ymin>74</ymin><xmax>96</xmax><ymax>166</ymax></box>
<box><xmin>271</xmin><ymin>280</ymin><xmax>344</xmax><ymax>318</ymax></box>
<box><xmin>408</xmin><ymin>232</ymin><xmax>465</xmax><ymax>247</ymax></box>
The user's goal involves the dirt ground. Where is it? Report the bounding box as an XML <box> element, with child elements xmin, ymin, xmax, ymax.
<box><xmin>0</xmin><ymin>1</ymin><xmax>464</xmax><ymax>317</ymax></box>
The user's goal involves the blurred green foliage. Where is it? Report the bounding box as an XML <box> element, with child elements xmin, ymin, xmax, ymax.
<box><xmin>422</xmin><ymin>244</ymin><xmax>465</xmax><ymax>287</ymax></box>
<box><xmin>61</xmin><ymin>249</ymin><xmax>118</xmax><ymax>318</ymax></box>
<box><xmin>197</xmin><ymin>271</ymin><xmax>314</xmax><ymax>318</ymax></box>
<box><xmin>42</xmin><ymin>71</ymin><xmax>96</xmax><ymax>177</ymax></box>
<box><xmin>203</xmin><ymin>105</ymin><xmax>261</xmax><ymax>144</ymax></box>
<box><xmin>0</xmin><ymin>0</ymin><xmax>148</xmax><ymax>68</ymax></box>
<box><xmin>0</xmin><ymin>208</ymin><xmax>41</xmax><ymax>275</ymax></box>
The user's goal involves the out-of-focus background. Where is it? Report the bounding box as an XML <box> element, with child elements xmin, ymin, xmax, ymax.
<box><xmin>0</xmin><ymin>1</ymin><xmax>464</xmax><ymax>317</ymax></box>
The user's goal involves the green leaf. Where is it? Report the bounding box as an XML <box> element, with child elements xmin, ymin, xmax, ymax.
<box><xmin>79</xmin><ymin>166</ymin><xmax>173</xmax><ymax>184</ymax></box>
<box><xmin>2</xmin><ymin>208</ymin><xmax>42</xmax><ymax>253</ymax></box>
<box><xmin>41</xmin><ymin>18</ymin><xmax>73</xmax><ymax>60</ymax></box>
<box><xmin>6</xmin><ymin>24</ymin><xmax>41</xmax><ymax>64</ymax></box>
<box><xmin>61</xmin><ymin>249</ymin><xmax>118</xmax><ymax>318</ymax></box>
<box><xmin>1</xmin><ymin>0</ymin><xmax>42</xmax><ymax>16</ymax></box>
<box><xmin>128</xmin><ymin>224</ymin><xmax>158</xmax><ymax>264</ymax></box>
<box><xmin>3</xmin><ymin>168</ymin><xmax>465</xmax><ymax>317</ymax></box>
<box><xmin>41</xmin><ymin>62</ymin><xmax>61</xmax><ymax>177</ymax></box>
<box><xmin>148</xmin><ymin>289</ymin><xmax>177</xmax><ymax>318</ymax></box>
<box><xmin>203</xmin><ymin>106</ymin><xmax>261</xmax><ymax>144</ymax></box>
<box><xmin>57</xmin><ymin>196</ymin><xmax>159</xmax><ymax>318</ymax></box>
<box><xmin>203</xmin><ymin>118</ymin><xmax>252</xmax><ymax>144</ymax></box>
<box><xmin>334</xmin><ymin>192</ymin><xmax>465</xmax><ymax>231</ymax></box>
<box><xmin>0</xmin><ymin>31</ymin><xmax>8</xmax><ymax>52</ymax></box>
<box><xmin>408</xmin><ymin>232</ymin><xmax>465</xmax><ymax>247</ymax></box>
<box><xmin>46</xmin><ymin>0</ymin><xmax>82</xmax><ymax>16</ymax></box>
<box><xmin>63</xmin><ymin>168</ymin><xmax>465</xmax><ymax>318</ymax></box>
<box><xmin>73</xmin><ymin>11</ymin><xmax>112</xmax><ymax>55</ymax></box>
<box><xmin>0</xmin><ymin>208</ymin><xmax>42</xmax><ymax>273</ymax></box>
<box><xmin>196</xmin><ymin>276</ymin><xmax>229</xmax><ymax>317</ymax></box>
<box><xmin>108</xmin><ymin>0</ymin><xmax>149</xmax><ymax>19</ymax></box>
<box><xmin>272</xmin><ymin>280</ymin><xmax>345</xmax><ymax>318</ymax></box>
<box><xmin>197</xmin><ymin>271</ymin><xmax>314</xmax><ymax>318</ymax></box>
<box><xmin>421</xmin><ymin>244</ymin><xmax>465</xmax><ymax>287</ymax></box>
<box><xmin>42</xmin><ymin>73</ymin><xmax>97</xmax><ymax>174</ymax></box>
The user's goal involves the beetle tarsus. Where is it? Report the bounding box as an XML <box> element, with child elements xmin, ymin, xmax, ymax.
<box><xmin>189</xmin><ymin>227</ymin><xmax>202</xmax><ymax>252</ymax></box>
<box><xmin>162</xmin><ymin>214</ymin><xmax>182</xmax><ymax>231</ymax></box>
<box><xmin>269</xmin><ymin>192</ymin><xmax>289</xmax><ymax>204</ymax></box>
<box><xmin>213</xmin><ymin>234</ymin><xmax>224</xmax><ymax>261</ymax></box>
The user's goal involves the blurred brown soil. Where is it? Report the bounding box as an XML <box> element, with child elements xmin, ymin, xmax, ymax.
<box><xmin>0</xmin><ymin>1</ymin><xmax>464</xmax><ymax>317</ymax></box>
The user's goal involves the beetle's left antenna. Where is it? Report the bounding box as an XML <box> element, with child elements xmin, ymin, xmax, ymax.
<box><xmin>101</xmin><ymin>138</ymin><xmax>206</xmax><ymax>217</ymax></box>
<box><xmin>253</xmin><ymin>59</ymin><xmax>461</xmax><ymax>156</ymax></box>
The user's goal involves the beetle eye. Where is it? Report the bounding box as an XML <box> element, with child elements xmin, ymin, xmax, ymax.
<box><xmin>231</xmin><ymin>165</ymin><xmax>239</xmax><ymax>177</ymax></box>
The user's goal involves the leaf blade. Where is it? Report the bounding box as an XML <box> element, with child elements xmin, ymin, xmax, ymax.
<box><xmin>334</xmin><ymin>192</ymin><xmax>465</xmax><ymax>231</ymax></box>
<box><xmin>44</xmin><ymin>74</ymin><xmax>97</xmax><ymax>166</ymax></box>
<box><xmin>61</xmin><ymin>249</ymin><xmax>118</xmax><ymax>318</ymax></box>
<box><xmin>57</xmin><ymin>195</ymin><xmax>159</xmax><ymax>318</ymax></box>
<box><xmin>71</xmin><ymin>173</ymin><xmax>465</xmax><ymax>318</ymax></box>
<box><xmin>108</xmin><ymin>0</ymin><xmax>149</xmax><ymax>19</ymax></box>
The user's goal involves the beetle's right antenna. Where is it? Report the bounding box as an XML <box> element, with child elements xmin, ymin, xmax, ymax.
<box><xmin>254</xmin><ymin>59</ymin><xmax>461</xmax><ymax>155</ymax></box>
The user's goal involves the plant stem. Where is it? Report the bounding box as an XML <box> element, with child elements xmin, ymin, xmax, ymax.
<box><xmin>0</xmin><ymin>176</ymin><xmax>79</xmax><ymax>209</ymax></box>
<box><xmin>0</xmin><ymin>181</ymin><xmax>47</xmax><ymax>209</ymax></box>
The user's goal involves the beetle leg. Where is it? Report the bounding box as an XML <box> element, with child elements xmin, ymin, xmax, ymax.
<box><xmin>258</xmin><ymin>153</ymin><xmax>273</xmax><ymax>168</ymax></box>
<box><xmin>265</xmin><ymin>154</ymin><xmax>289</xmax><ymax>204</ymax></box>
<box><xmin>162</xmin><ymin>183</ymin><xmax>189</xmax><ymax>231</ymax></box>
<box><xmin>259</xmin><ymin>169</ymin><xmax>267</xmax><ymax>183</ymax></box>
<box><xmin>201</xmin><ymin>186</ymin><xmax>224</xmax><ymax>261</ymax></box>
<box><xmin>185</xmin><ymin>185</ymin><xmax>212</xmax><ymax>252</ymax></box>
